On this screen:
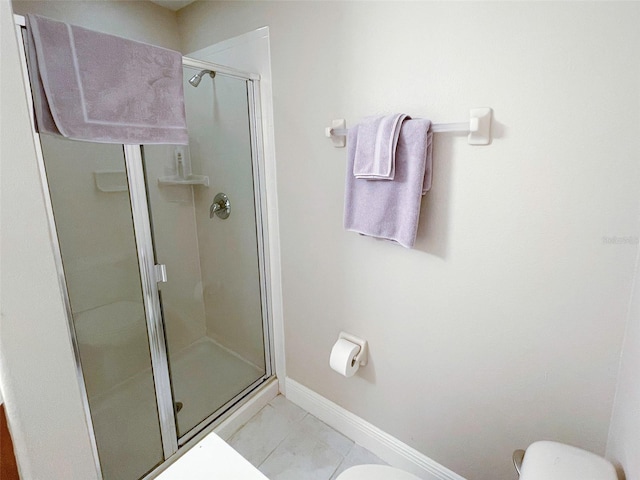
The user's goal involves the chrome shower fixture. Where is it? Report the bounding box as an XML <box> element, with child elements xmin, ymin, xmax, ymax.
<box><xmin>188</xmin><ymin>69</ymin><xmax>216</xmax><ymax>87</ymax></box>
<box><xmin>210</xmin><ymin>192</ymin><xmax>230</xmax><ymax>219</ymax></box>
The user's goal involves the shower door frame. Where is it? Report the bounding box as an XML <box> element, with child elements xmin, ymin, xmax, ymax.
<box><xmin>171</xmin><ymin>57</ymin><xmax>275</xmax><ymax>447</ymax></box>
<box><xmin>125</xmin><ymin>145</ymin><xmax>179</xmax><ymax>459</ymax></box>
<box><xmin>13</xmin><ymin>15</ymin><xmax>105</xmax><ymax>479</ymax></box>
<box><xmin>15</xmin><ymin>14</ymin><xmax>275</xmax><ymax>476</ymax></box>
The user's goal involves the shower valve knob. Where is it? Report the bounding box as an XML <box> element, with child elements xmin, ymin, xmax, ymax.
<box><xmin>210</xmin><ymin>193</ymin><xmax>230</xmax><ymax>219</ymax></box>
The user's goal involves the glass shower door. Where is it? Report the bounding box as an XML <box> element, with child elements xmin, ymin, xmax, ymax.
<box><xmin>39</xmin><ymin>137</ymin><xmax>165</xmax><ymax>480</ymax></box>
<box><xmin>143</xmin><ymin>62</ymin><xmax>269</xmax><ymax>439</ymax></box>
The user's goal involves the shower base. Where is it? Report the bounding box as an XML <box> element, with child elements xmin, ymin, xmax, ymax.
<box><xmin>89</xmin><ymin>337</ymin><xmax>263</xmax><ymax>480</ymax></box>
<box><xmin>170</xmin><ymin>337</ymin><xmax>264</xmax><ymax>437</ymax></box>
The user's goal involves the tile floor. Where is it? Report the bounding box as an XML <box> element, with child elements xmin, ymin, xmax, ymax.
<box><xmin>227</xmin><ymin>395</ymin><xmax>387</xmax><ymax>480</ymax></box>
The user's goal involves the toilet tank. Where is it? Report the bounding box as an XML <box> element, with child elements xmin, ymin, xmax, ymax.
<box><xmin>520</xmin><ymin>441</ymin><xmax>617</xmax><ymax>480</ymax></box>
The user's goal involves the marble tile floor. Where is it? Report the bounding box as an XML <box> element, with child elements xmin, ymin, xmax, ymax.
<box><xmin>227</xmin><ymin>395</ymin><xmax>387</xmax><ymax>480</ymax></box>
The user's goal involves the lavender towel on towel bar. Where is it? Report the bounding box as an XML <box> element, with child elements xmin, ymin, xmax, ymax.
<box><xmin>26</xmin><ymin>14</ymin><xmax>188</xmax><ymax>145</ymax></box>
<box><xmin>344</xmin><ymin>119</ymin><xmax>433</xmax><ymax>249</ymax></box>
<box><xmin>352</xmin><ymin>114</ymin><xmax>408</xmax><ymax>180</ymax></box>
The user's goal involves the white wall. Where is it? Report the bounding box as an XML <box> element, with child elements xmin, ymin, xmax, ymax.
<box><xmin>607</xmin><ymin>246</ymin><xmax>640</xmax><ymax>480</ymax></box>
<box><xmin>178</xmin><ymin>3</ymin><xmax>640</xmax><ymax>480</ymax></box>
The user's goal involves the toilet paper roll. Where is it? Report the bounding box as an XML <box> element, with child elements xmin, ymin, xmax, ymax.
<box><xmin>330</xmin><ymin>338</ymin><xmax>361</xmax><ymax>377</ymax></box>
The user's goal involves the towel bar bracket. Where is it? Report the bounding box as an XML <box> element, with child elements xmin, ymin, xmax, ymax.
<box><xmin>325</xmin><ymin>119</ymin><xmax>346</xmax><ymax>147</ymax></box>
<box><xmin>468</xmin><ymin>107</ymin><xmax>492</xmax><ymax>145</ymax></box>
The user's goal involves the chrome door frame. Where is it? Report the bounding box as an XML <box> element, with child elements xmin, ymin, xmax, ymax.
<box><xmin>246</xmin><ymin>74</ymin><xmax>276</xmax><ymax>381</ymax></box>
<box><xmin>124</xmin><ymin>146</ymin><xmax>178</xmax><ymax>458</ymax></box>
<box><xmin>14</xmin><ymin>12</ymin><xmax>178</xmax><ymax>468</ymax></box>
<box><xmin>13</xmin><ymin>14</ymin><xmax>104</xmax><ymax>479</ymax></box>
<box><xmin>173</xmin><ymin>58</ymin><xmax>276</xmax><ymax>445</ymax></box>
<box><xmin>183</xmin><ymin>55</ymin><xmax>276</xmax><ymax>382</ymax></box>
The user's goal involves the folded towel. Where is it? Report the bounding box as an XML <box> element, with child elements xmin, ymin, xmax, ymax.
<box><xmin>26</xmin><ymin>14</ymin><xmax>188</xmax><ymax>145</ymax></box>
<box><xmin>352</xmin><ymin>114</ymin><xmax>408</xmax><ymax>180</ymax></box>
<box><xmin>344</xmin><ymin>118</ymin><xmax>433</xmax><ymax>248</ymax></box>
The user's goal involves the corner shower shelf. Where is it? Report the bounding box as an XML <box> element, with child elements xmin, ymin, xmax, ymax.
<box><xmin>158</xmin><ymin>175</ymin><xmax>210</xmax><ymax>187</ymax></box>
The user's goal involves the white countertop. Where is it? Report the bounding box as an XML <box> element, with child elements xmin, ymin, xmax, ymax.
<box><xmin>157</xmin><ymin>431</ymin><xmax>268</xmax><ymax>480</ymax></box>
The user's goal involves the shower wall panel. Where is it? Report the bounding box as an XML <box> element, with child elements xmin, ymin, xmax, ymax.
<box><xmin>186</xmin><ymin>73</ymin><xmax>266</xmax><ymax>370</ymax></box>
<box><xmin>40</xmin><ymin>138</ymin><xmax>141</xmax><ymax>316</ymax></box>
<box><xmin>142</xmin><ymin>65</ymin><xmax>269</xmax><ymax>439</ymax></box>
<box><xmin>143</xmin><ymin>145</ymin><xmax>207</xmax><ymax>355</ymax></box>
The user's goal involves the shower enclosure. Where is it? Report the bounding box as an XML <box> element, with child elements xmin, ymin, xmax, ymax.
<box><xmin>21</xmin><ymin>43</ymin><xmax>273</xmax><ymax>480</ymax></box>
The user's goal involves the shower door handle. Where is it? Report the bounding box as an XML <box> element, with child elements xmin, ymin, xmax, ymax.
<box><xmin>155</xmin><ymin>264</ymin><xmax>168</xmax><ymax>283</ymax></box>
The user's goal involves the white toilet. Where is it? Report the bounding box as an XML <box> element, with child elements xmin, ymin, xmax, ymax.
<box><xmin>336</xmin><ymin>441</ymin><xmax>617</xmax><ymax>480</ymax></box>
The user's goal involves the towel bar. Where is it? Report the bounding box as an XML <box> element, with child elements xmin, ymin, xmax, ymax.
<box><xmin>326</xmin><ymin>107</ymin><xmax>492</xmax><ymax>147</ymax></box>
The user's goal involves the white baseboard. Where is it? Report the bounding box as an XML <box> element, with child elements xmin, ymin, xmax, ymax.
<box><xmin>284</xmin><ymin>378</ymin><xmax>466</xmax><ymax>480</ymax></box>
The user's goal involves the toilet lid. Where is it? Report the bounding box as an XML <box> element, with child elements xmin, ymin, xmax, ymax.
<box><xmin>520</xmin><ymin>441</ymin><xmax>617</xmax><ymax>480</ymax></box>
<box><xmin>336</xmin><ymin>465</ymin><xmax>422</xmax><ymax>480</ymax></box>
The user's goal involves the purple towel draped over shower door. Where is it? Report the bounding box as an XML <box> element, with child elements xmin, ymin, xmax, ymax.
<box><xmin>25</xmin><ymin>14</ymin><xmax>188</xmax><ymax>145</ymax></box>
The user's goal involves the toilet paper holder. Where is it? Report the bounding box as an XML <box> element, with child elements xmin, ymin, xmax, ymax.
<box><xmin>338</xmin><ymin>331</ymin><xmax>368</xmax><ymax>367</ymax></box>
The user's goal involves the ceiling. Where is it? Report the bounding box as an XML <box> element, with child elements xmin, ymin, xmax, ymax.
<box><xmin>149</xmin><ymin>0</ymin><xmax>197</xmax><ymax>11</ymax></box>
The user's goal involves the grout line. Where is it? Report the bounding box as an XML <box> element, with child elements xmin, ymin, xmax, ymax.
<box><xmin>328</xmin><ymin>458</ymin><xmax>345</xmax><ymax>480</ymax></box>
<box><xmin>241</xmin><ymin>397</ymin><xmax>379</xmax><ymax>480</ymax></box>
<box><xmin>228</xmin><ymin>403</ymin><xmax>275</xmax><ymax>443</ymax></box>
<box><xmin>303</xmin><ymin>414</ymin><xmax>355</xmax><ymax>459</ymax></box>
<box><xmin>255</xmin><ymin>413</ymin><xmax>300</xmax><ymax>472</ymax></box>
<box><xmin>343</xmin><ymin>442</ymin><xmax>355</xmax><ymax>458</ymax></box>
<box><xmin>241</xmin><ymin>400</ymin><xmax>309</xmax><ymax>471</ymax></box>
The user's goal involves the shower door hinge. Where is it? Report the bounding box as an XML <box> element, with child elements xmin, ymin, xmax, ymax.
<box><xmin>155</xmin><ymin>264</ymin><xmax>168</xmax><ymax>283</ymax></box>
